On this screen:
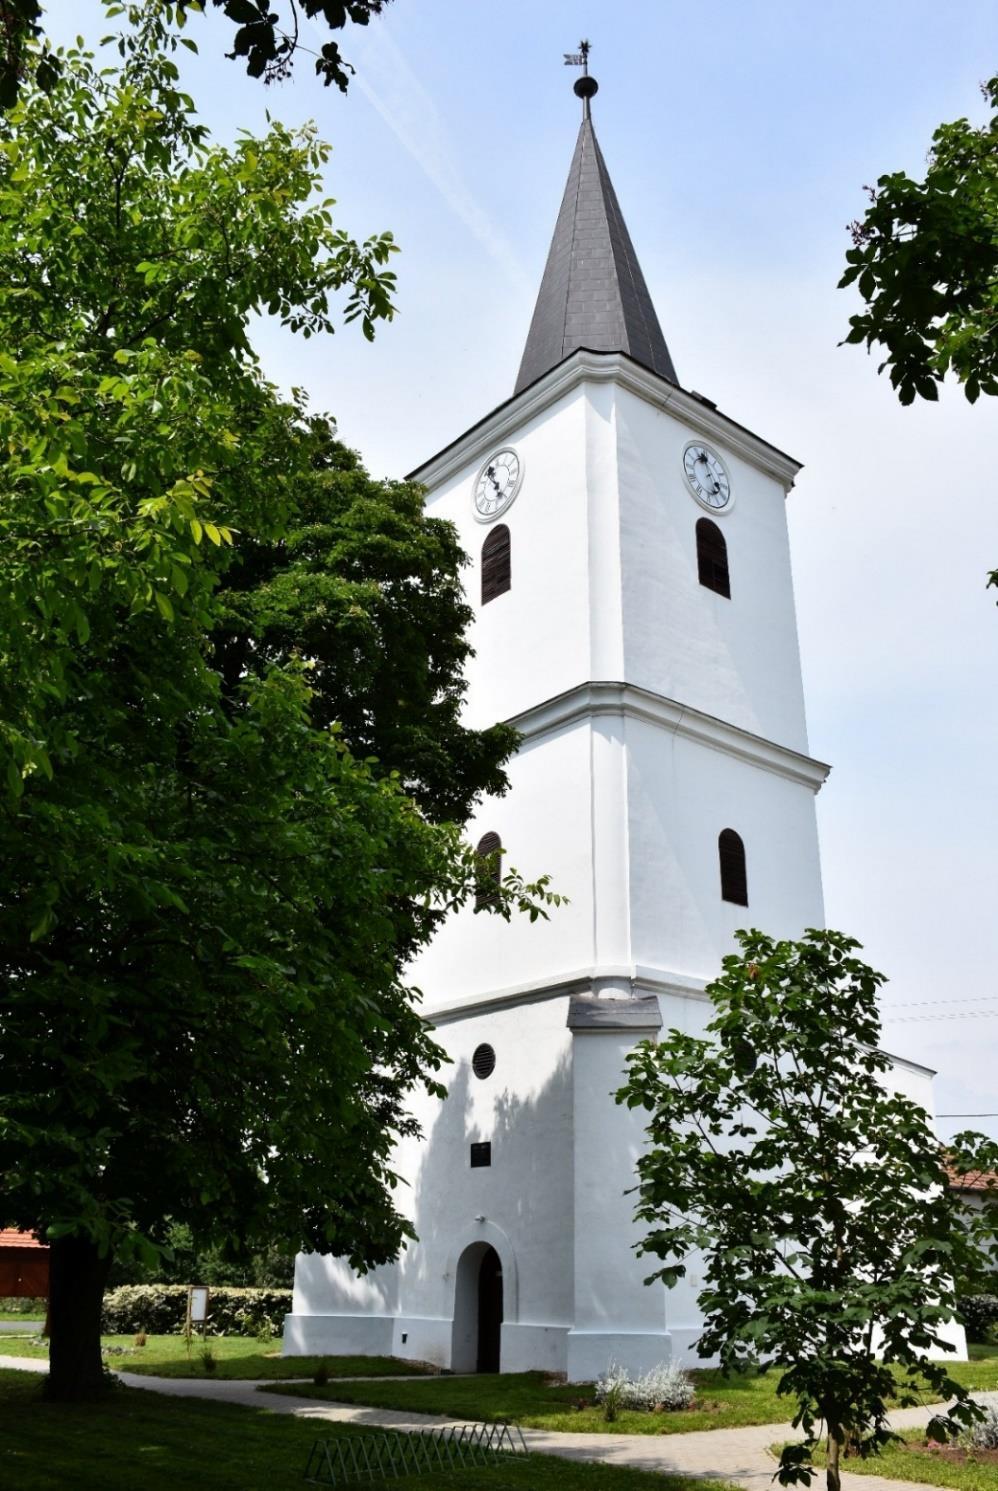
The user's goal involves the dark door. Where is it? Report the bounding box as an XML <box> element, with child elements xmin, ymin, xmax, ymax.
<box><xmin>476</xmin><ymin>1247</ymin><xmax>503</xmax><ymax>1373</ymax></box>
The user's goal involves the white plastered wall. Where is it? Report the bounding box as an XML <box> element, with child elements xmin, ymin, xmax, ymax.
<box><xmin>286</xmin><ymin>356</ymin><xmax>964</xmax><ymax>1370</ymax></box>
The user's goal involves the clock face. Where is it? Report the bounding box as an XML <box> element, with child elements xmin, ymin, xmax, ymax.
<box><xmin>473</xmin><ymin>447</ymin><xmax>523</xmax><ymax>522</ymax></box>
<box><xmin>683</xmin><ymin>442</ymin><xmax>731</xmax><ymax>511</ymax></box>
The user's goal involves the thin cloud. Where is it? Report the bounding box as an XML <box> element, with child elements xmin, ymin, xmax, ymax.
<box><xmin>308</xmin><ymin>19</ymin><xmax>531</xmax><ymax>296</ymax></box>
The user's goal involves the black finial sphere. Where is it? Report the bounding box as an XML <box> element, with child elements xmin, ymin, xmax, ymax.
<box><xmin>574</xmin><ymin>75</ymin><xmax>598</xmax><ymax>101</ymax></box>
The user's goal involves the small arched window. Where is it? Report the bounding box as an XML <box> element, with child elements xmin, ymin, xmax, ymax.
<box><xmin>481</xmin><ymin>525</ymin><xmax>511</xmax><ymax>605</ymax></box>
<box><xmin>718</xmin><ymin>829</ymin><xmax>748</xmax><ymax>906</ymax></box>
<box><xmin>475</xmin><ymin>831</ymin><xmax>503</xmax><ymax>911</ymax></box>
<box><xmin>696</xmin><ymin>518</ymin><xmax>730</xmax><ymax>599</ymax></box>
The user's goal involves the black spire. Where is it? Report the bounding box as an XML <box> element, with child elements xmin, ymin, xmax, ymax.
<box><xmin>514</xmin><ymin>59</ymin><xmax>678</xmax><ymax>396</ymax></box>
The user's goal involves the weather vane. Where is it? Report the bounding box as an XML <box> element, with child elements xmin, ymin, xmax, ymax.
<box><xmin>563</xmin><ymin>38</ymin><xmax>598</xmax><ymax>116</ymax></box>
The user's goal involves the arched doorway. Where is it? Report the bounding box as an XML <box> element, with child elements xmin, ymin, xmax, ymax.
<box><xmin>451</xmin><ymin>1242</ymin><xmax>504</xmax><ymax>1373</ymax></box>
<box><xmin>476</xmin><ymin>1247</ymin><xmax>503</xmax><ymax>1373</ymax></box>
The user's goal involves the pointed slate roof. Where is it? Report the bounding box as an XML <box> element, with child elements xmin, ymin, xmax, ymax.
<box><xmin>514</xmin><ymin>114</ymin><xmax>678</xmax><ymax>395</ymax></box>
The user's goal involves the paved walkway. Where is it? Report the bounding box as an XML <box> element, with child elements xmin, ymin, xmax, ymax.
<box><xmin>3</xmin><ymin>1352</ymin><xmax>991</xmax><ymax>1491</ymax></box>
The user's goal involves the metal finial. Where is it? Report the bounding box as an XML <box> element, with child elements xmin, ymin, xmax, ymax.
<box><xmin>563</xmin><ymin>38</ymin><xmax>598</xmax><ymax>117</ymax></box>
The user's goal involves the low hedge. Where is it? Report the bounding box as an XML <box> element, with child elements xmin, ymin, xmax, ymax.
<box><xmin>0</xmin><ymin>1296</ymin><xmax>46</xmax><ymax>1315</ymax></box>
<box><xmin>958</xmin><ymin>1294</ymin><xmax>998</xmax><ymax>1341</ymax></box>
<box><xmin>100</xmin><ymin>1284</ymin><xmax>292</xmax><ymax>1337</ymax></box>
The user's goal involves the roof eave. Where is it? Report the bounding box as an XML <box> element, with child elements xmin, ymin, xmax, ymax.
<box><xmin>408</xmin><ymin>349</ymin><xmax>802</xmax><ymax>493</ymax></box>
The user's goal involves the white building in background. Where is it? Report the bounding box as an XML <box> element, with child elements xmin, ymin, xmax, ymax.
<box><xmin>285</xmin><ymin>71</ymin><xmax>953</xmax><ymax>1380</ymax></box>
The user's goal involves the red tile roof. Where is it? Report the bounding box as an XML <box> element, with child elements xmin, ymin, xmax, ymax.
<box><xmin>0</xmin><ymin>1229</ymin><xmax>47</xmax><ymax>1250</ymax></box>
<box><xmin>945</xmin><ymin>1162</ymin><xmax>998</xmax><ymax>1193</ymax></box>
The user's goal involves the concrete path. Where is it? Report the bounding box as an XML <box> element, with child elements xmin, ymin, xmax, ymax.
<box><xmin>3</xmin><ymin>1352</ymin><xmax>991</xmax><ymax>1491</ymax></box>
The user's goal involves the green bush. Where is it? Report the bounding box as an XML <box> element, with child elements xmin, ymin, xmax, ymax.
<box><xmin>958</xmin><ymin>1293</ymin><xmax>998</xmax><ymax>1341</ymax></box>
<box><xmin>0</xmin><ymin>1297</ymin><xmax>46</xmax><ymax>1315</ymax></box>
<box><xmin>100</xmin><ymin>1285</ymin><xmax>291</xmax><ymax>1337</ymax></box>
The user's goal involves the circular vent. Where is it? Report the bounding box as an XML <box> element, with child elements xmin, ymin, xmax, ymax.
<box><xmin>472</xmin><ymin>1043</ymin><xmax>496</xmax><ymax>1080</ymax></box>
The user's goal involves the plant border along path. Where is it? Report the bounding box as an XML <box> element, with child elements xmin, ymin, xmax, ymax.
<box><xmin>1</xmin><ymin>1355</ymin><xmax>989</xmax><ymax>1491</ymax></box>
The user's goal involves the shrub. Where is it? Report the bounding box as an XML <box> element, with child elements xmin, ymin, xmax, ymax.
<box><xmin>0</xmin><ymin>1296</ymin><xmax>46</xmax><ymax>1315</ymax></box>
<box><xmin>958</xmin><ymin>1294</ymin><xmax>998</xmax><ymax>1341</ymax></box>
<box><xmin>594</xmin><ymin>1361</ymin><xmax>695</xmax><ymax>1413</ymax></box>
<box><xmin>966</xmin><ymin>1405</ymin><xmax>998</xmax><ymax>1450</ymax></box>
<box><xmin>100</xmin><ymin>1285</ymin><xmax>291</xmax><ymax>1337</ymax></box>
<box><xmin>314</xmin><ymin>1360</ymin><xmax>330</xmax><ymax>1387</ymax></box>
<box><xmin>199</xmin><ymin>1341</ymin><xmax>218</xmax><ymax>1374</ymax></box>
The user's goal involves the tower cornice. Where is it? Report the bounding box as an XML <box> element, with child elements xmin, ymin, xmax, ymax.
<box><xmin>510</xmin><ymin>681</ymin><xmax>830</xmax><ymax>793</ymax></box>
<box><xmin>409</xmin><ymin>350</ymin><xmax>802</xmax><ymax>494</ymax></box>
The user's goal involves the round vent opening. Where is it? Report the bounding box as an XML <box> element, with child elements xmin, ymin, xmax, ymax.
<box><xmin>472</xmin><ymin>1043</ymin><xmax>496</xmax><ymax>1080</ymax></box>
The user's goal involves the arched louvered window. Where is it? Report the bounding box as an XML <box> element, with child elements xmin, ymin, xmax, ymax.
<box><xmin>481</xmin><ymin>525</ymin><xmax>511</xmax><ymax>605</ymax></box>
<box><xmin>718</xmin><ymin>829</ymin><xmax>748</xmax><ymax>906</ymax></box>
<box><xmin>475</xmin><ymin>831</ymin><xmax>503</xmax><ymax>911</ymax></box>
<box><xmin>696</xmin><ymin>517</ymin><xmax>730</xmax><ymax>599</ymax></box>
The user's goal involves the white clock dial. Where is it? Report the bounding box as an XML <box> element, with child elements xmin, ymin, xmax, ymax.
<box><xmin>473</xmin><ymin>447</ymin><xmax>523</xmax><ymax>522</ymax></box>
<box><xmin>683</xmin><ymin>442</ymin><xmax>731</xmax><ymax>511</ymax></box>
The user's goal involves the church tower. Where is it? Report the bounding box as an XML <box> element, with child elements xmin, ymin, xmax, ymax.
<box><xmin>286</xmin><ymin>57</ymin><xmax>933</xmax><ymax>1380</ymax></box>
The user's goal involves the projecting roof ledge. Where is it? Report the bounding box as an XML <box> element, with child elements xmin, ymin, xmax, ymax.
<box><xmin>567</xmin><ymin>994</ymin><xmax>662</xmax><ymax>1031</ymax></box>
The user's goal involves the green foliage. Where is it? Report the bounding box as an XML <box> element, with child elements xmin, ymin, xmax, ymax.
<box><xmin>618</xmin><ymin>928</ymin><xmax>998</xmax><ymax>1490</ymax></box>
<box><xmin>841</xmin><ymin>76</ymin><xmax>998</xmax><ymax>405</ymax></box>
<box><xmin>100</xmin><ymin>1285</ymin><xmax>291</xmax><ymax>1336</ymax></box>
<box><xmin>1</xmin><ymin>1</ymin><xmax>393</xmax><ymax>110</ymax></box>
<box><xmin>107</xmin><ymin>1222</ymin><xmax>296</xmax><ymax>1288</ymax></box>
<box><xmin>213</xmin><ymin>432</ymin><xmax>519</xmax><ymax>825</ymax></box>
<box><xmin>0</xmin><ymin>5</ymin><xmax>554</xmax><ymax>1400</ymax></box>
<box><xmin>959</xmin><ymin>1296</ymin><xmax>998</xmax><ymax>1343</ymax></box>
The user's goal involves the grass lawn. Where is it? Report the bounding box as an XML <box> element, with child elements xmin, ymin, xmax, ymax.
<box><xmin>267</xmin><ymin>1366</ymin><xmax>792</xmax><ymax>1434</ymax></box>
<box><xmin>0</xmin><ymin>1332</ymin><xmax>431</xmax><ymax>1380</ymax></box>
<box><xmin>0</xmin><ymin>1370</ymin><xmax>742</xmax><ymax>1491</ymax></box>
<box><xmin>786</xmin><ymin>1431</ymin><xmax>998</xmax><ymax>1491</ymax></box>
<box><xmin>265</xmin><ymin>1350</ymin><xmax>998</xmax><ymax>1437</ymax></box>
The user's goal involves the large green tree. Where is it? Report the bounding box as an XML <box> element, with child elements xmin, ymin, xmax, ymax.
<box><xmin>1</xmin><ymin>0</ymin><xmax>392</xmax><ymax>108</ymax></box>
<box><xmin>213</xmin><ymin>431</ymin><xmax>517</xmax><ymax>825</ymax></box>
<box><xmin>0</xmin><ymin>7</ymin><xmax>548</xmax><ymax>1402</ymax></box>
<box><xmin>841</xmin><ymin>75</ymin><xmax>998</xmax><ymax>406</ymax></box>
<box><xmin>619</xmin><ymin>929</ymin><xmax>998</xmax><ymax>1491</ymax></box>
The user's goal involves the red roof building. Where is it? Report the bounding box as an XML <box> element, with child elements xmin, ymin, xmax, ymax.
<box><xmin>0</xmin><ymin>1229</ymin><xmax>49</xmax><ymax>1297</ymax></box>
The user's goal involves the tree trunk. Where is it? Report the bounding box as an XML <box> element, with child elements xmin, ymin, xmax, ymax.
<box><xmin>44</xmin><ymin>1234</ymin><xmax>113</xmax><ymax>1402</ymax></box>
<box><xmin>826</xmin><ymin>1426</ymin><xmax>842</xmax><ymax>1491</ymax></box>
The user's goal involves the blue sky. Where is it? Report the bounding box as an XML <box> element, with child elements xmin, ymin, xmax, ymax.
<box><xmin>44</xmin><ymin>1</ymin><xmax>998</xmax><ymax>1131</ymax></box>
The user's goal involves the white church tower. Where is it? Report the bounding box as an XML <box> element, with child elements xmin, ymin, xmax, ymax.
<box><xmin>286</xmin><ymin>58</ymin><xmax>939</xmax><ymax>1380</ymax></box>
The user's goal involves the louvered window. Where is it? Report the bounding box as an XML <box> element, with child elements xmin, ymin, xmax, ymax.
<box><xmin>475</xmin><ymin>832</ymin><xmax>503</xmax><ymax>911</ymax></box>
<box><xmin>696</xmin><ymin>518</ymin><xmax>730</xmax><ymax>598</ymax></box>
<box><xmin>718</xmin><ymin>829</ymin><xmax>748</xmax><ymax>906</ymax></box>
<box><xmin>472</xmin><ymin>1043</ymin><xmax>496</xmax><ymax>1079</ymax></box>
<box><xmin>481</xmin><ymin>525</ymin><xmax>511</xmax><ymax>605</ymax></box>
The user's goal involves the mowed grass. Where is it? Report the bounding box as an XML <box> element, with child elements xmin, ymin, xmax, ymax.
<box><xmin>0</xmin><ymin>1332</ymin><xmax>431</xmax><ymax>1380</ymax></box>
<box><xmin>267</xmin><ymin>1366</ymin><xmax>790</xmax><ymax>1434</ymax></box>
<box><xmin>0</xmin><ymin>1370</ymin><xmax>742</xmax><ymax>1491</ymax></box>
<box><xmin>265</xmin><ymin>1350</ymin><xmax>998</xmax><ymax>1436</ymax></box>
<box><xmin>798</xmin><ymin>1430</ymin><xmax>998</xmax><ymax>1491</ymax></box>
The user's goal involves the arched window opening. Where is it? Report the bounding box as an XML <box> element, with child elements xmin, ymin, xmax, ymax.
<box><xmin>696</xmin><ymin>517</ymin><xmax>730</xmax><ymax>599</ymax></box>
<box><xmin>718</xmin><ymin>828</ymin><xmax>748</xmax><ymax>906</ymax></box>
<box><xmin>481</xmin><ymin>525</ymin><xmax>511</xmax><ymax>605</ymax></box>
<box><xmin>475</xmin><ymin>831</ymin><xmax>503</xmax><ymax>911</ymax></box>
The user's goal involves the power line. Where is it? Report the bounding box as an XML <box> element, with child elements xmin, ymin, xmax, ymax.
<box><xmin>937</xmin><ymin>1113</ymin><xmax>998</xmax><ymax>1119</ymax></box>
<box><xmin>881</xmin><ymin>994</ymin><xmax>998</xmax><ymax>1010</ymax></box>
<box><xmin>884</xmin><ymin>1009</ymin><xmax>998</xmax><ymax>1024</ymax></box>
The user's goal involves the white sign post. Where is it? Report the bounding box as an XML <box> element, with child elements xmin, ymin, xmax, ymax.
<box><xmin>187</xmin><ymin>1285</ymin><xmax>209</xmax><ymax>1333</ymax></box>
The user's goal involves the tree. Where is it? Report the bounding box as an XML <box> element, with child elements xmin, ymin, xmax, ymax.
<box><xmin>841</xmin><ymin>75</ymin><xmax>998</xmax><ymax>406</ymax></box>
<box><xmin>618</xmin><ymin>928</ymin><xmax>998</xmax><ymax>1491</ymax></box>
<box><xmin>213</xmin><ymin>430</ymin><xmax>518</xmax><ymax>826</ymax></box>
<box><xmin>0</xmin><ymin>10</ymin><xmax>550</xmax><ymax>1401</ymax></box>
<box><xmin>1</xmin><ymin>0</ymin><xmax>391</xmax><ymax>109</ymax></box>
